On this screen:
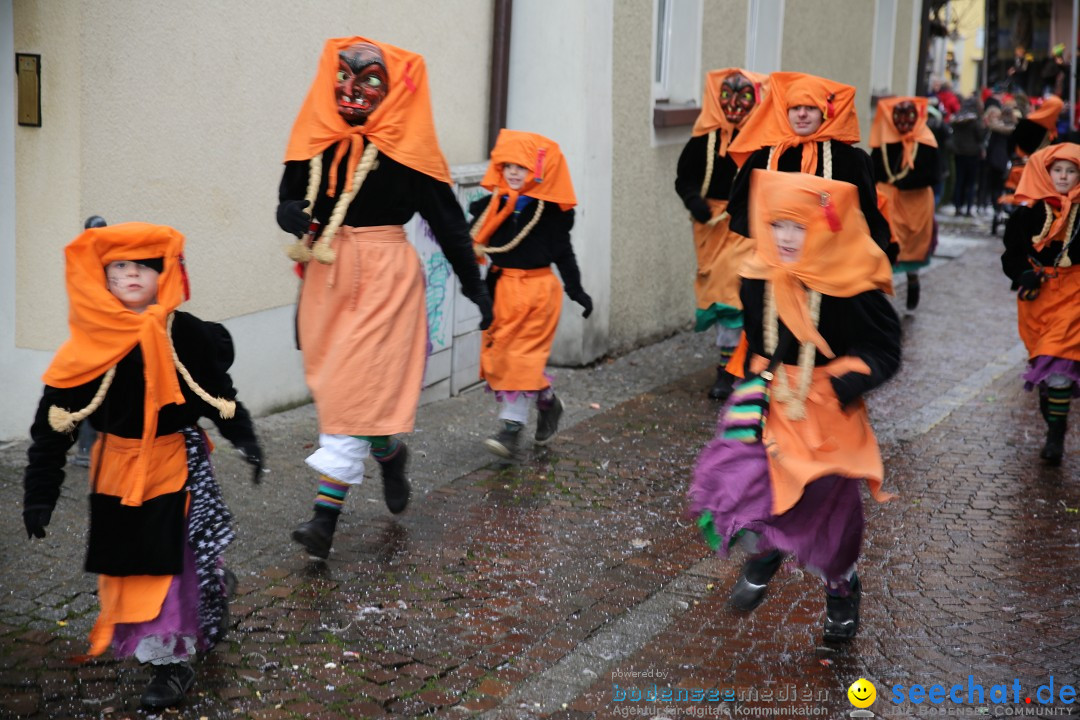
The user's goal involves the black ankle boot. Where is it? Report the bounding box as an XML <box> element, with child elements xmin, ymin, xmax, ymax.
<box><xmin>709</xmin><ymin>366</ymin><xmax>735</xmax><ymax>401</ymax></box>
<box><xmin>1041</xmin><ymin>421</ymin><xmax>1067</xmax><ymax>466</ymax></box>
<box><xmin>906</xmin><ymin>276</ymin><xmax>920</xmax><ymax>310</ymax></box>
<box><xmin>484</xmin><ymin>422</ymin><xmax>523</xmax><ymax>458</ymax></box>
<box><xmin>823</xmin><ymin>574</ymin><xmax>861</xmax><ymax>642</ymax></box>
<box><xmin>140</xmin><ymin>661</ymin><xmax>196</xmax><ymax>709</ymax></box>
<box><xmin>376</xmin><ymin>443</ymin><xmax>410</xmax><ymax>514</ymax></box>
<box><xmin>729</xmin><ymin>551</ymin><xmax>783</xmax><ymax>611</ymax></box>
<box><xmin>291</xmin><ymin>507</ymin><xmax>340</xmax><ymax>559</ymax></box>
<box><xmin>535</xmin><ymin>395</ymin><xmax>564</xmax><ymax>445</ymax></box>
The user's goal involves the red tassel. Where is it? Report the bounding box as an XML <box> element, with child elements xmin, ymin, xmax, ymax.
<box><xmin>294</xmin><ymin>262</ymin><xmax>305</xmax><ymax>279</ymax></box>
<box><xmin>821</xmin><ymin>193</ymin><xmax>841</xmax><ymax>231</ymax></box>
<box><xmin>535</xmin><ymin>148</ymin><xmax>547</xmax><ymax>182</ymax></box>
<box><xmin>826</xmin><ymin>93</ymin><xmax>835</xmax><ymax>120</ymax></box>
<box><xmin>179</xmin><ymin>254</ymin><xmax>191</xmax><ymax>301</ymax></box>
<box><xmin>403</xmin><ymin>62</ymin><xmax>417</xmax><ymax>93</ymax></box>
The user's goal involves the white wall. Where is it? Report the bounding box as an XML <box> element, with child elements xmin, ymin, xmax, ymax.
<box><xmin>506</xmin><ymin>0</ymin><xmax>613</xmax><ymax>365</ymax></box>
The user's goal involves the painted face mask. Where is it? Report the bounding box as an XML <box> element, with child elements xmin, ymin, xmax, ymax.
<box><xmin>335</xmin><ymin>42</ymin><xmax>389</xmax><ymax>125</ymax></box>
<box><xmin>719</xmin><ymin>72</ymin><xmax>757</xmax><ymax>126</ymax></box>
<box><xmin>891</xmin><ymin>100</ymin><xmax>918</xmax><ymax>135</ymax></box>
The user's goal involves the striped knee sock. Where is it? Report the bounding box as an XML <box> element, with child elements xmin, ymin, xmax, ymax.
<box><xmin>362</xmin><ymin>435</ymin><xmax>401</xmax><ymax>462</ymax></box>
<box><xmin>719</xmin><ymin>345</ymin><xmax>735</xmax><ymax>368</ymax></box>
<box><xmin>314</xmin><ymin>475</ymin><xmax>350</xmax><ymax>513</ymax></box>
<box><xmin>1047</xmin><ymin>386</ymin><xmax>1072</xmax><ymax>423</ymax></box>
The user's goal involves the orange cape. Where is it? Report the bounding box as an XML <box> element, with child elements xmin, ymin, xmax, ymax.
<box><xmin>1028</xmin><ymin>95</ymin><xmax>1065</xmax><ymax>137</ymax></box>
<box><xmin>43</xmin><ymin>223</ymin><xmax>188</xmax><ymax>505</ymax></box>
<box><xmin>870</xmin><ymin>96</ymin><xmax>938</xmax><ymax>170</ymax></box>
<box><xmin>744</xmin><ymin>170</ymin><xmax>893</xmax><ymax>356</ymax></box>
<box><xmin>473</xmin><ymin>130</ymin><xmax>576</xmax><ymax>248</ymax></box>
<box><xmin>728</xmin><ymin>72</ymin><xmax>860</xmax><ymax>173</ymax></box>
<box><xmin>691</xmin><ymin>68</ymin><xmax>770</xmax><ymax>158</ymax></box>
<box><xmin>284</xmin><ymin>36</ymin><xmax>451</xmax><ymax>199</ymax></box>
<box><xmin>1013</xmin><ymin>142</ymin><xmax>1080</xmax><ymax>250</ymax></box>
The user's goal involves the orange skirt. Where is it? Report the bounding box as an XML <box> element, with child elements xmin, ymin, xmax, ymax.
<box><xmin>692</xmin><ymin>199</ymin><xmax>754</xmax><ymax>311</ymax></box>
<box><xmin>298</xmin><ymin>225</ymin><xmax>427</xmax><ymax>435</ymax></box>
<box><xmin>876</xmin><ymin>183</ymin><xmax>934</xmax><ymax>265</ymax></box>
<box><xmin>1017</xmin><ymin>264</ymin><xmax>1080</xmax><ymax>362</ymax></box>
<box><xmin>87</xmin><ymin>433</ymin><xmax>189</xmax><ymax>656</ymax></box>
<box><xmin>750</xmin><ymin>355</ymin><xmax>895</xmax><ymax>516</ymax></box>
<box><xmin>481</xmin><ymin>267</ymin><xmax>561</xmax><ymax>391</ymax></box>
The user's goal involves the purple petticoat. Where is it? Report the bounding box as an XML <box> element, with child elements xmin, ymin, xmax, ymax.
<box><xmin>486</xmin><ymin>371</ymin><xmax>555</xmax><ymax>403</ymax></box>
<box><xmin>688</xmin><ymin>436</ymin><xmax>864</xmax><ymax>583</ymax></box>
<box><xmin>1022</xmin><ymin>355</ymin><xmax>1080</xmax><ymax>396</ymax></box>
<box><xmin>110</xmin><ymin>544</ymin><xmax>202</xmax><ymax>658</ymax></box>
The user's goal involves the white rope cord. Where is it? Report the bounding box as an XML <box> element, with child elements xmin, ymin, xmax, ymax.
<box><xmin>475</xmin><ymin>200</ymin><xmax>546</xmax><ymax>257</ymax></box>
<box><xmin>1054</xmin><ymin>205</ymin><xmax>1079</xmax><ymax>268</ymax></box>
<box><xmin>701</xmin><ymin>129</ymin><xmax>717</xmax><ymax>197</ymax></box>
<box><xmin>47</xmin><ymin>366</ymin><xmax>117</xmax><ymax>433</ymax></box>
<box><xmin>312</xmin><ymin>142</ymin><xmax>380</xmax><ymax>265</ymax></box>
<box><xmin>763</xmin><ymin>282</ymin><xmax>822</xmax><ymax>422</ymax></box>
<box><xmin>167</xmin><ymin>313</ymin><xmax>236</xmax><ymax>420</ymax></box>
<box><xmin>879</xmin><ymin>143</ymin><xmax>919</xmax><ymax>184</ymax></box>
<box><xmin>285</xmin><ymin>154</ymin><xmax>326</xmax><ymax>264</ymax></box>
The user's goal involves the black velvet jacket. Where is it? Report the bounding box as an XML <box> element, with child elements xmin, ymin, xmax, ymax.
<box><xmin>740</xmin><ymin>279</ymin><xmax>902</xmax><ymax>406</ymax></box>
<box><xmin>728</xmin><ymin>141</ymin><xmax>893</xmax><ymax>254</ymax></box>
<box><xmin>1001</xmin><ymin>202</ymin><xmax>1080</xmax><ymax>287</ymax></box>
<box><xmin>674</xmin><ymin>130</ymin><xmax>741</xmax><ymax>218</ymax></box>
<box><xmin>467</xmin><ymin>196</ymin><xmax>585</xmax><ymax>298</ymax></box>
<box><xmin>24</xmin><ymin>312</ymin><xmax>257</xmax><ymax>512</ymax></box>
<box><xmin>871</xmin><ymin>142</ymin><xmax>941</xmax><ymax>190</ymax></box>
<box><xmin>278</xmin><ymin>147</ymin><xmax>486</xmax><ymax>301</ymax></box>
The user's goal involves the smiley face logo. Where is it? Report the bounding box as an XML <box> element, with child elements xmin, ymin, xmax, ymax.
<box><xmin>848</xmin><ymin>678</ymin><xmax>877</xmax><ymax>708</ymax></box>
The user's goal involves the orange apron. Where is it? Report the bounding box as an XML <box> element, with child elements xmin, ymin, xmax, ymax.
<box><xmin>481</xmin><ymin>267</ymin><xmax>562</xmax><ymax>391</ymax></box>
<box><xmin>751</xmin><ymin>355</ymin><xmax>895</xmax><ymax>516</ymax></box>
<box><xmin>692</xmin><ymin>199</ymin><xmax>755</xmax><ymax>312</ymax></box>
<box><xmin>298</xmin><ymin>225</ymin><xmax>427</xmax><ymax>435</ymax></box>
<box><xmin>87</xmin><ymin>433</ymin><xmax>189</xmax><ymax>656</ymax></box>
<box><xmin>1017</xmin><ymin>264</ymin><xmax>1080</xmax><ymax>362</ymax></box>
<box><xmin>876</xmin><ymin>183</ymin><xmax>935</xmax><ymax>265</ymax></box>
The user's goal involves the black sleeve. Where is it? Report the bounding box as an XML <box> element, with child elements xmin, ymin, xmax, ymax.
<box><xmin>675</xmin><ymin>134</ymin><xmax>711</xmax><ymax>217</ymax></box>
<box><xmin>853</xmin><ymin>148</ymin><xmax>893</xmax><ymax>253</ymax></box>
<box><xmin>728</xmin><ymin>149</ymin><xmax>768</xmax><ymax>237</ymax></box>
<box><xmin>548</xmin><ymin>209</ymin><xmax>585</xmax><ymax>298</ymax></box>
<box><xmin>469</xmin><ymin>195</ymin><xmax>493</xmax><ymax>224</ymax></box>
<box><xmin>1002</xmin><ymin>204</ymin><xmax>1042</xmax><ymax>285</ymax></box>
<box><xmin>892</xmin><ymin>144</ymin><xmax>941</xmax><ymax>190</ymax></box>
<box><xmin>23</xmin><ymin>383</ymin><xmax>98</xmax><ymax>512</ymax></box>
<box><xmin>414</xmin><ymin>173</ymin><xmax>487</xmax><ymax>300</ymax></box>
<box><xmin>195</xmin><ymin>321</ymin><xmax>259</xmax><ymax>448</ymax></box>
<box><xmin>830</xmin><ymin>291</ymin><xmax>902</xmax><ymax>407</ymax></box>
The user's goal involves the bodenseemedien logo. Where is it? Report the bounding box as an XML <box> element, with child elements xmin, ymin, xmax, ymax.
<box><xmin>848</xmin><ymin>678</ymin><xmax>877</xmax><ymax>718</ymax></box>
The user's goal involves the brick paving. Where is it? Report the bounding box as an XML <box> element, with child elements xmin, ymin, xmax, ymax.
<box><xmin>2</xmin><ymin>216</ymin><xmax>1078</xmax><ymax>719</ymax></box>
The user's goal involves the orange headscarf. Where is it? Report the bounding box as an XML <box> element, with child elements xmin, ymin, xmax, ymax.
<box><xmin>744</xmin><ymin>170</ymin><xmax>893</xmax><ymax>357</ymax></box>
<box><xmin>472</xmin><ymin>130</ymin><xmax>576</xmax><ymax>248</ymax></box>
<box><xmin>284</xmin><ymin>36</ymin><xmax>451</xmax><ymax>199</ymax></box>
<box><xmin>1028</xmin><ymin>95</ymin><xmax>1065</xmax><ymax>137</ymax></box>
<box><xmin>728</xmin><ymin>72</ymin><xmax>860</xmax><ymax>174</ymax></box>
<box><xmin>691</xmin><ymin>68</ymin><xmax>770</xmax><ymax>158</ymax></box>
<box><xmin>43</xmin><ymin>223</ymin><xmax>189</xmax><ymax>505</ymax></box>
<box><xmin>870</xmin><ymin>96</ymin><xmax>938</xmax><ymax>171</ymax></box>
<box><xmin>1013</xmin><ymin>142</ymin><xmax>1080</xmax><ymax>250</ymax></box>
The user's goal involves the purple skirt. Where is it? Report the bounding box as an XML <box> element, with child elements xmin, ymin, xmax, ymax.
<box><xmin>1022</xmin><ymin>355</ymin><xmax>1080</xmax><ymax>396</ymax></box>
<box><xmin>110</xmin><ymin>544</ymin><xmax>202</xmax><ymax>658</ymax></box>
<box><xmin>688</xmin><ymin>436</ymin><xmax>864</xmax><ymax>583</ymax></box>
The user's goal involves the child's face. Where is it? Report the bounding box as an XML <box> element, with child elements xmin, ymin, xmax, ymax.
<box><xmin>1049</xmin><ymin>159</ymin><xmax>1080</xmax><ymax>194</ymax></box>
<box><xmin>105</xmin><ymin>261</ymin><xmax>159</xmax><ymax>313</ymax></box>
<box><xmin>769</xmin><ymin>220</ymin><xmax>807</xmax><ymax>263</ymax></box>
<box><xmin>787</xmin><ymin>105</ymin><xmax>824</xmax><ymax>137</ymax></box>
<box><xmin>502</xmin><ymin>162</ymin><xmax>528</xmax><ymax>190</ymax></box>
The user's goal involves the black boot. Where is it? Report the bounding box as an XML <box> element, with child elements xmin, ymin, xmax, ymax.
<box><xmin>376</xmin><ymin>443</ymin><xmax>411</xmax><ymax>514</ymax></box>
<box><xmin>291</xmin><ymin>507</ymin><xmax>340</xmax><ymax>559</ymax></box>
<box><xmin>140</xmin><ymin>661</ymin><xmax>196</xmax><ymax>709</ymax></box>
<box><xmin>1041</xmin><ymin>421</ymin><xmax>1067</xmax><ymax>466</ymax></box>
<box><xmin>535</xmin><ymin>395</ymin><xmax>564</xmax><ymax>445</ymax></box>
<box><xmin>823</xmin><ymin>574</ymin><xmax>861</xmax><ymax>642</ymax></box>
<box><xmin>729</xmin><ymin>551</ymin><xmax>783</xmax><ymax>611</ymax></box>
<box><xmin>484</xmin><ymin>421</ymin><xmax>523</xmax><ymax>459</ymax></box>
<box><xmin>709</xmin><ymin>366</ymin><xmax>735</xmax><ymax>401</ymax></box>
<box><xmin>906</xmin><ymin>275</ymin><xmax>920</xmax><ymax>311</ymax></box>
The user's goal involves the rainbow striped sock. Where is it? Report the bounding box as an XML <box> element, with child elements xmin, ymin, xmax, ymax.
<box><xmin>1047</xmin><ymin>386</ymin><xmax>1072</xmax><ymax>423</ymax></box>
<box><xmin>314</xmin><ymin>475</ymin><xmax>350</xmax><ymax>513</ymax></box>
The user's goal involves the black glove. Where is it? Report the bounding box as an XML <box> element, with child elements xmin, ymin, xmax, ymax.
<box><xmin>885</xmin><ymin>239</ymin><xmax>900</xmax><ymax>266</ymax></box>
<box><xmin>1017</xmin><ymin>269</ymin><xmax>1042</xmax><ymax>301</ymax></box>
<box><xmin>687</xmin><ymin>196</ymin><xmax>712</xmax><ymax>224</ymax></box>
<box><xmin>23</xmin><ymin>505</ymin><xmax>53</xmax><ymax>539</ymax></box>
<box><xmin>472</xmin><ymin>291</ymin><xmax>494</xmax><ymax>330</ymax></box>
<box><xmin>236</xmin><ymin>441</ymin><xmax>264</xmax><ymax>484</ymax></box>
<box><xmin>276</xmin><ymin>199</ymin><xmax>312</xmax><ymax>237</ymax></box>
<box><xmin>570</xmin><ymin>291</ymin><xmax>593</xmax><ymax>319</ymax></box>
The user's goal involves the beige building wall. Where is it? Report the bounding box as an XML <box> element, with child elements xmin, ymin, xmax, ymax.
<box><xmin>781</xmin><ymin>0</ymin><xmax>877</xmax><ymax>145</ymax></box>
<box><xmin>15</xmin><ymin>0</ymin><xmax>491</xmax><ymax>351</ymax></box>
<box><xmin>607</xmin><ymin>0</ymin><xmax>748</xmax><ymax>353</ymax></box>
<box><xmin>893</xmin><ymin>0</ymin><xmax>920</xmax><ymax>96</ymax></box>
